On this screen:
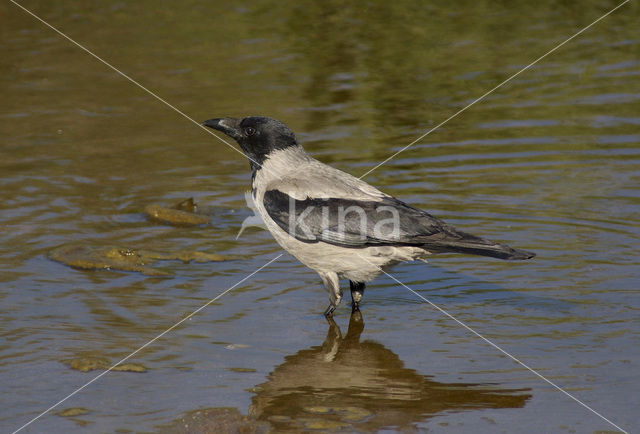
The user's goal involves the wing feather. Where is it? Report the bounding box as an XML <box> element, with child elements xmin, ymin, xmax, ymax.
<box><xmin>262</xmin><ymin>189</ymin><xmax>448</xmax><ymax>247</ymax></box>
<box><xmin>262</xmin><ymin>189</ymin><xmax>535</xmax><ymax>260</ymax></box>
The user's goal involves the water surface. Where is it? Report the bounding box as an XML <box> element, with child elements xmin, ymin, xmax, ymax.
<box><xmin>1</xmin><ymin>1</ymin><xmax>639</xmax><ymax>432</ymax></box>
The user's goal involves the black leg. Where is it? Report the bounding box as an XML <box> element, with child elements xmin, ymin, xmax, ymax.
<box><xmin>324</xmin><ymin>304</ymin><xmax>337</xmax><ymax>317</ymax></box>
<box><xmin>349</xmin><ymin>281</ymin><xmax>366</xmax><ymax>312</ymax></box>
<box><xmin>345</xmin><ymin>309</ymin><xmax>364</xmax><ymax>344</ymax></box>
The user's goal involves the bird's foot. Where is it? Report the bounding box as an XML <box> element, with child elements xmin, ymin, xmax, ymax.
<box><xmin>349</xmin><ymin>281</ymin><xmax>365</xmax><ymax>314</ymax></box>
<box><xmin>324</xmin><ymin>304</ymin><xmax>337</xmax><ymax>317</ymax></box>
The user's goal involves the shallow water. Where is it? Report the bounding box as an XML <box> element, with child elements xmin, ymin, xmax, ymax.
<box><xmin>1</xmin><ymin>1</ymin><xmax>639</xmax><ymax>433</ymax></box>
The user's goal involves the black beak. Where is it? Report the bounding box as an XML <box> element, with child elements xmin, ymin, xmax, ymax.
<box><xmin>202</xmin><ymin>117</ymin><xmax>242</xmax><ymax>140</ymax></box>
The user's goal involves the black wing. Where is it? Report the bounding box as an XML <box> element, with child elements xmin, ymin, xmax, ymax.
<box><xmin>262</xmin><ymin>189</ymin><xmax>535</xmax><ymax>260</ymax></box>
<box><xmin>263</xmin><ymin>189</ymin><xmax>452</xmax><ymax>246</ymax></box>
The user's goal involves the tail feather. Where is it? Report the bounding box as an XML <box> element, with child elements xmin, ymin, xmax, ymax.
<box><xmin>421</xmin><ymin>230</ymin><xmax>535</xmax><ymax>260</ymax></box>
<box><xmin>437</xmin><ymin>240</ymin><xmax>535</xmax><ymax>260</ymax></box>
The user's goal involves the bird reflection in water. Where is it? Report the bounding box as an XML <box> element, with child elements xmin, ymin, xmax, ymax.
<box><xmin>249</xmin><ymin>312</ymin><xmax>531</xmax><ymax>432</ymax></box>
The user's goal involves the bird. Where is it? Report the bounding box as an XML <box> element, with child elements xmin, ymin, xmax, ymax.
<box><xmin>203</xmin><ymin>116</ymin><xmax>535</xmax><ymax>316</ymax></box>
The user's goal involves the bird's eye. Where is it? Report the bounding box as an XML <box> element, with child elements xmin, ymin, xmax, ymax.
<box><xmin>245</xmin><ymin>127</ymin><xmax>256</xmax><ymax>136</ymax></box>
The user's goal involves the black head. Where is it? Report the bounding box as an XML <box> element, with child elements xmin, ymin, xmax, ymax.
<box><xmin>202</xmin><ymin>116</ymin><xmax>299</xmax><ymax>170</ymax></box>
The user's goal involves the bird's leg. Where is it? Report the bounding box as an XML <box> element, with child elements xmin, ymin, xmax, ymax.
<box><xmin>343</xmin><ymin>309</ymin><xmax>364</xmax><ymax>346</ymax></box>
<box><xmin>320</xmin><ymin>272</ymin><xmax>342</xmax><ymax>317</ymax></box>
<box><xmin>320</xmin><ymin>315</ymin><xmax>343</xmax><ymax>361</ymax></box>
<box><xmin>349</xmin><ymin>281</ymin><xmax>366</xmax><ymax>313</ymax></box>
<box><xmin>324</xmin><ymin>304</ymin><xmax>336</xmax><ymax>317</ymax></box>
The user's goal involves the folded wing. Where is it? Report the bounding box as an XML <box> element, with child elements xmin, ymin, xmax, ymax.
<box><xmin>262</xmin><ymin>189</ymin><xmax>534</xmax><ymax>260</ymax></box>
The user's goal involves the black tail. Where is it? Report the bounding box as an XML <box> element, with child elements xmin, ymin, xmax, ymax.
<box><xmin>422</xmin><ymin>230</ymin><xmax>535</xmax><ymax>260</ymax></box>
<box><xmin>438</xmin><ymin>240</ymin><xmax>535</xmax><ymax>260</ymax></box>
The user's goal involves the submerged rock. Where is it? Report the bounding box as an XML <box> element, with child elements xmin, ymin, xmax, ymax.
<box><xmin>57</xmin><ymin>408</ymin><xmax>90</xmax><ymax>417</ymax></box>
<box><xmin>67</xmin><ymin>357</ymin><xmax>110</xmax><ymax>372</ymax></box>
<box><xmin>65</xmin><ymin>356</ymin><xmax>147</xmax><ymax>373</ymax></box>
<box><xmin>111</xmin><ymin>363</ymin><xmax>147</xmax><ymax>373</ymax></box>
<box><xmin>49</xmin><ymin>245</ymin><xmax>229</xmax><ymax>276</ymax></box>
<box><xmin>56</xmin><ymin>407</ymin><xmax>93</xmax><ymax>426</ymax></box>
<box><xmin>144</xmin><ymin>198</ymin><xmax>211</xmax><ymax>226</ymax></box>
<box><xmin>50</xmin><ymin>245</ymin><xmax>167</xmax><ymax>276</ymax></box>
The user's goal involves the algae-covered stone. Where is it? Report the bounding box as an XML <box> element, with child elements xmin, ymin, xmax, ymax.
<box><xmin>174</xmin><ymin>197</ymin><xmax>198</xmax><ymax>213</ymax></box>
<box><xmin>57</xmin><ymin>407</ymin><xmax>90</xmax><ymax>417</ymax></box>
<box><xmin>49</xmin><ymin>245</ymin><xmax>168</xmax><ymax>276</ymax></box>
<box><xmin>66</xmin><ymin>357</ymin><xmax>147</xmax><ymax>373</ymax></box>
<box><xmin>67</xmin><ymin>357</ymin><xmax>110</xmax><ymax>372</ymax></box>
<box><xmin>144</xmin><ymin>198</ymin><xmax>210</xmax><ymax>226</ymax></box>
<box><xmin>50</xmin><ymin>245</ymin><xmax>229</xmax><ymax>276</ymax></box>
<box><xmin>111</xmin><ymin>363</ymin><xmax>147</xmax><ymax>373</ymax></box>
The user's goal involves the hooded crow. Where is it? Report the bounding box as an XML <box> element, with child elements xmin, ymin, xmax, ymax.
<box><xmin>203</xmin><ymin>116</ymin><xmax>535</xmax><ymax>316</ymax></box>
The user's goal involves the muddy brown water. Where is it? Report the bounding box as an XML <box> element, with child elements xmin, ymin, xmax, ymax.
<box><xmin>1</xmin><ymin>1</ymin><xmax>639</xmax><ymax>433</ymax></box>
